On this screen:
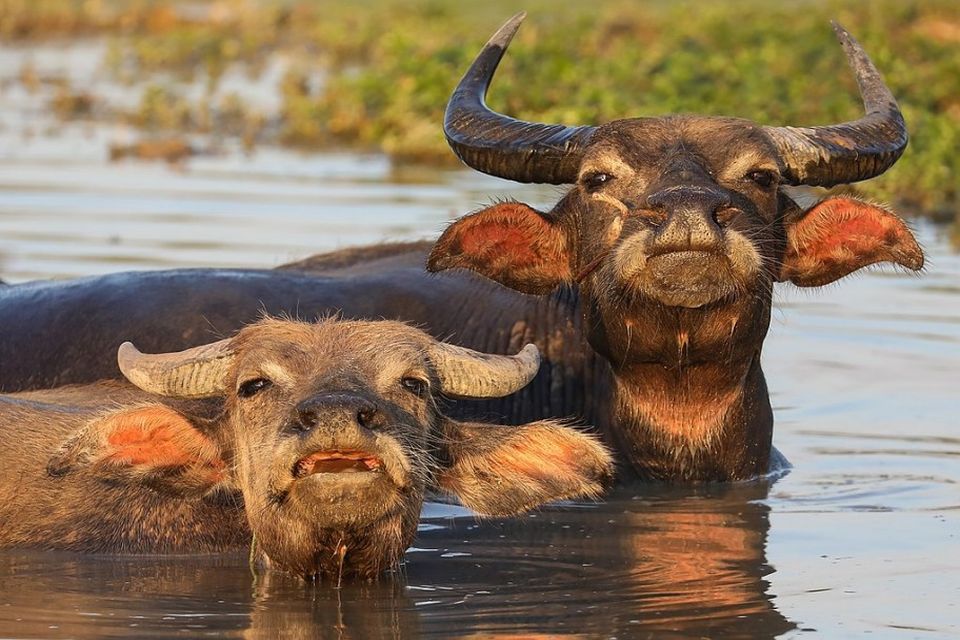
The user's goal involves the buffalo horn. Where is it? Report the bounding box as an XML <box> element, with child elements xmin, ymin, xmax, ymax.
<box><xmin>764</xmin><ymin>23</ymin><xmax>908</xmax><ymax>186</ymax></box>
<box><xmin>444</xmin><ymin>12</ymin><xmax>596</xmax><ymax>184</ymax></box>
<box><xmin>117</xmin><ymin>339</ymin><xmax>235</xmax><ymax>398</ymax></box>
<box><xmin>428</xmin><ymin>342</ymin><xmax>541</xmax><ymax>398</ymax></box>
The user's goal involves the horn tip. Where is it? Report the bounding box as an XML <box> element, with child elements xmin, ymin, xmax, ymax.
<box><xmin>117</xmin><ymin>341</ymin><xmax>140</xmax><ymax>365</ymax></box>
<box><xmin>490</xmin><ymin>12</ymin><xmax>526</xmax><ymax>48</ymax></box>
<box><xmin>829</xmin><ymin>20</ymin><xmax>856</xmax><ymax>46</ymax></box>
<box><xmin>116</xmin><ymin>341</ymin><xmax>148</xmax><ymax>389</ymax></box>
<box><xmin>519</xmin><ymin>343</ymin><xmax>541</xmax><ymax>366</ymax></box>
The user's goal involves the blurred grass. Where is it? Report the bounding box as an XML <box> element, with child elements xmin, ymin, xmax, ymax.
<box><xmin>2</xmin><ymin>0</ymin><xmax>958</xmax><ymax>213</ymax></box>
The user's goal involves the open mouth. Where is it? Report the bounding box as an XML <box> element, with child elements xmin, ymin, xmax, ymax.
<box><xmin>294</xmin><ymin>450</ymin><xmax>383</xmax><ymax>478</ymax></box>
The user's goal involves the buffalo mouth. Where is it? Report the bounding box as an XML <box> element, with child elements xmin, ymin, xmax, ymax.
<box><xmin>646</xmin><ymin>249</ymin><xmax>725</xmax><ymax>266</ymax></box>
<box><xmin>641</xmin><ymin>252</ymin><xmax>737</xmax><ymax>308</ymax></box>
<box><xmin>294</xmin><ymin>450</ymin><xmax>384</xmax><ymax>478</ymax></box>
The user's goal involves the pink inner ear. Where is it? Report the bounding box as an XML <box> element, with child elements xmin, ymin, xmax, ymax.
<box><xmin>452</xmin><ymin>202</ymin><xmax>569</xmax><ymax>269</ymax></box>
<box><xmin>428</xmin><ymin>202</ymin><xmax>572</xmax><ymax>294</ymax></box>
<box><xmin>461</xmin><ymin>219</ymin><xmax>545</xmax><ymax>268</ymax></box>
<box><xmin>782</xmin><ymin>197</ymin><xmax>923</xmax><ymax>287</ymax></box>
<box><xmin>102</xmin><ymin>406</ymin><xmax>223</xmax><ymax>476</ymax></box>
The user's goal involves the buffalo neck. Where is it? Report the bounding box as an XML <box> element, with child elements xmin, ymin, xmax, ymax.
<box><xmin>583</xmin><ymin>289</ymin><xmax>775</xmax><ymax>481</ymax></box>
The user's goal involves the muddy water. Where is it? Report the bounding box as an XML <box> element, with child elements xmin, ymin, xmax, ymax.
<box><xmin>1</xmin><ymin>45</ymin><xmax>959</xmax><ymax>640</ymax></box>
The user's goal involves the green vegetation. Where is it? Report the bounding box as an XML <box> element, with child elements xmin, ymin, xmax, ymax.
<box><xmin>4</xmin><ymin>0</ymin><xmax>958</xmax><ymax>213</ymax></box>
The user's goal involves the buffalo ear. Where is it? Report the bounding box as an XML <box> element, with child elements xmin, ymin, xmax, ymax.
<box><xmin>427</xmin><ymin>202</ymin><xmax>573</xmax><ymax>294</ymax></box>
<box><xmin>47</xmin><ymin>404</ymin><xmax>230</xmax><ymax>496</ymax></box>
<box><xmin>436</xmin><ymin>419</ymin><xmax>614</xmax><ymax>516</ymax></box>
<box><xmin>779</xmin><ymin>196</ymin><xmax>924</xmax><ymax>287</ymax></box>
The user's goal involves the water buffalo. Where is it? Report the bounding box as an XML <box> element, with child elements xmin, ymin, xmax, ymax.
<box><xmin>0</xmin><ymin>318</ymin><xmax>613</xmax><ymax>580</ymax></box>
<box><xmin>0</xmin><ymin>16</ymin><xmax>921</xmax><ymax>482</ymax></box>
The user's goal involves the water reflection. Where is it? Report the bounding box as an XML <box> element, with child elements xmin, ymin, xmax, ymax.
<box><xmin>0</xmin><ymin>482</ymin><xmax>794</xmax><ymax>639</ymax></box>
<box><xmin>408</xmin><ymin>483</ymin><xmax>794</xmax><ymax>638</ymax></box>
<box><xmin>246</xmin><ymin>578</ymin><xmax>421</xmax><ymax>640</ymax></box>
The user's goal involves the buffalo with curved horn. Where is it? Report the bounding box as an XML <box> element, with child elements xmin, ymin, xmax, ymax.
<box><xmin>426</xmin><ymin>14</ymin><xmax>921</xmax><ymax>479</ymax></box>
<box><xmin>0</xmin><ymin>15</ymin><xmax>922</xmax><ymax>481</ymax></box>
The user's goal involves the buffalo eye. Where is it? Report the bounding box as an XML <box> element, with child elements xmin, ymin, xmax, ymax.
<box><xmin>238</xmin><ymin>377</ymin><xmax>272</xmax><ymax>398</ymax></box>
<box><xmin>746</xmin><ymin>169</ymin><xmax>778</xmax><ymax>189</ymax></box>
<box><xmin>400</xmin><ymin>376</ymin><xmax>429</xmax><ymax>398</ymax></box>
<box><xmin>582</xmin><ymin>172</ymin><xmax>613</xmax><ymax>191</ymax></box>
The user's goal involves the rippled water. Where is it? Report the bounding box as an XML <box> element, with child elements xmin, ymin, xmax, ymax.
<box><xmin>1</xmin><ymin>42</ymin><xmax>958</xmax><ymax>639</ymax></box>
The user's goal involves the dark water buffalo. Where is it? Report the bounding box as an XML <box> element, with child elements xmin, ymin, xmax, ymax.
<box><xmin>0</xmin><ymin>16</ymin><xmax>921</xmax><ymax>481</ymax></box>
<box><xmin>0</xmin><ymin>318</ymin><xmax>612</xmax><ymax>580</ymax></box>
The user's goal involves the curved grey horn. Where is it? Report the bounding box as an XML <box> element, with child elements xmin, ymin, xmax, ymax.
<box><xmin>444</xmin><ymin>12</ymin><xmax>596</xmax><ymax>184</ymax></box>
<box><xmin>764</xmin><ymin>23</ymin><xmax>908</xmax><ymax>187</ymax></box>
<box><xmin>428</xmin><ymin>342</ymin><xmax>541</xmax><ymax>399</ymax></box>
<box><xmin>117</xmin><ymin>339</ymin><xmax>235</xmax><ymax>398</ymax></box>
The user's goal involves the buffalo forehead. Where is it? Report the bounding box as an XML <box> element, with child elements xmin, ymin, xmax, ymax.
<box><xmin>232</xmin><ymin>320</ymin><xmax>428</xmax><ymax>383</ymax></box>
<box><xmin>588</xmin><ymin>116</ymin><xmax>779</xmax><ymax>176</ymax></box>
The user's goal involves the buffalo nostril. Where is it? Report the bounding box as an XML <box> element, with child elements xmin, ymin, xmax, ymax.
<box><xmin>296</xmin><ymin>407</ymin><xmax>318</xmax><ymax>432</ymax></box>
<box><xmin>713</xmin><ymin>206</ymin><xmax>738</xmax><ymax>228</ymax></box>
<box><xmin>356</xmin><ymin>405</ymin><xmax>379</xmax><ymax>429</ymax></box>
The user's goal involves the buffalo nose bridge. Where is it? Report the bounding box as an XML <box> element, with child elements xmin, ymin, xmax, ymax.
<box><xmin>645</xmin><ymin>185</ymin><xmax>731</xmax><ymax>253</ymax></box>
<box><xmin>294</xmin><ymin>392</ymin><xmax>383</xmax><ymax>433</ymax></box>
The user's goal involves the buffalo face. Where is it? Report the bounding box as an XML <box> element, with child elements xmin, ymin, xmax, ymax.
<box><xmin>573</xmin><ymin>118</ymin><xmax>781</xmax><ymax>310</ymax></box>
<box><xmin>221</xmin><ymin>324</ymin><xmax>442</xmax><ymax>578</ymax></box>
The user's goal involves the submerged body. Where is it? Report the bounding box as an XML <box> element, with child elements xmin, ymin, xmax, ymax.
<box><xmin>0</xmin><ymin>382</ymin><xmax>246</xmax><ymax>552</ymax></box>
